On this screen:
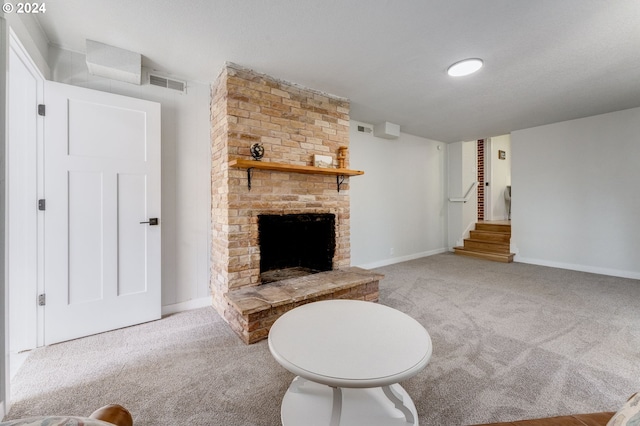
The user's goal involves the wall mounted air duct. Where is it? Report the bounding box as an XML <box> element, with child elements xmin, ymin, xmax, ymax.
<box><xmin>373</xmin><ymin>122</ymin><xmax>400</xmax><ymax>139</ymax></box>
<box><xmin>86</xmin><ymin>40</ymin><xmax>142</xmax><ymax>84</ymax></box>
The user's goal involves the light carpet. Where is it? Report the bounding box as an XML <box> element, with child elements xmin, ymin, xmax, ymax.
<box><xmin>6</xmin><ymin>253</ymin><xmax>640</xmax><ymax>425</ymax></box>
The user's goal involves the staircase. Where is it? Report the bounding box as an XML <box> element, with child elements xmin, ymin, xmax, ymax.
<box><xmin>454</xmin><ymin>222</ymin><xmax>515</xmax><ymax>263</ymax></box>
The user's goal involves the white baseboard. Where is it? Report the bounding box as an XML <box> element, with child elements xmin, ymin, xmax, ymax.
<box><xmin>515</xmin><ymin>256</ymin><xmax>640</xmax><ymax>280</ymax></box>
<box><xmin>161</xmin><ymin>296</ymin><xmax>212</xmax><ymax>316</ymax></box>
<box><xmin>355</xmin><ymin>248</ymin><xmax>448</xmax><ymax>270</ymax></box>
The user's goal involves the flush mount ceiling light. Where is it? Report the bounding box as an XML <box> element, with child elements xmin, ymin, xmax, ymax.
<box><xmin>447</xmin><ymin>58</ymin><xmax>483</xmax><ymax>77</ymax></box>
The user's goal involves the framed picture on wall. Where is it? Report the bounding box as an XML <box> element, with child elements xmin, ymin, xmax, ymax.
<box><xmin>498</xmin><ymin>150</ymin><xmax>506</xmax><ymax>160</ymax></box>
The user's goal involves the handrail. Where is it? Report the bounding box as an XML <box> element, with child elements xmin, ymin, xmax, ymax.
<box><xmin>448</xmin><ymin>181</ymin><xmax>478</xmax><ymax>203</ymax></box>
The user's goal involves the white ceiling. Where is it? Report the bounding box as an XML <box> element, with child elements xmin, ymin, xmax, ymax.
<box><xmin>34</xmin><ymin>0</ymin><xmax>640</xmax><ymax>142</ymax></box>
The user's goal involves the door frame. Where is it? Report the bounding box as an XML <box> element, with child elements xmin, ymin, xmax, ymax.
<box><xmin>4</xmin><ymin>26</ymin><xmax>45</xmax><ymax>413</ymax></box>
<box><xmin>5</xmin><ymin>25</ymin><xmax>45</xmax><ymax>367</ymax></box>
<box><xmin>1</xmin><ymin>14</ymin><xmax>7</xmax><ymax>418</ymax></box>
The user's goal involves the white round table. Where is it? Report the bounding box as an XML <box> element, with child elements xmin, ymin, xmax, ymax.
<box><xmin>268</xmin><ymin>299</ymin><xmax>432</xmax><ymax>426</ymax></box>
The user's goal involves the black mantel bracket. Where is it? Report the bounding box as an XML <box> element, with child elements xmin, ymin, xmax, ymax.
<box><xmin>247</xmin><ymin>168</ymin><xmax>254</xmax><ymax>191</ymax></box>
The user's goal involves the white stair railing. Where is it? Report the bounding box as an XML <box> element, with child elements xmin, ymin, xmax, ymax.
<box><xmin>448</xmin><ymin>181</ymin><xmax>478</xmax><ymax>203</ymax></box>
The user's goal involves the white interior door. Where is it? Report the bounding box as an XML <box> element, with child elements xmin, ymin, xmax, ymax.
<box><xmin>43</xmin><ymin>81</ymin><xmax>161</xmax><ymax>345</ymax></box>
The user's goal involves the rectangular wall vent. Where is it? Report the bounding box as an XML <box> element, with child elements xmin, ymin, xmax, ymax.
<box><xmin>148</xmin><ymin>73</ymin><xmax>187</xmax><ymax>93</ymax></box>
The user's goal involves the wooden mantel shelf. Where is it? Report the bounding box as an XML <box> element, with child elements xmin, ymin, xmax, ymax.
<box><xmin>229</xmin><ymin>159</ymin><xmax>364</xmax><ymax>176</ymax></box>
<box><xmin>229</xmin><ymin>159</ymin><xmax>364</xmax><ymax>191</ymax></box>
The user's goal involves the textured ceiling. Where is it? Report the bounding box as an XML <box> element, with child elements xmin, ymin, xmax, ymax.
<box><xmin>34</xmin><ymin>0</ymin><xmax>640</xmax><ymax>142</ymax></box>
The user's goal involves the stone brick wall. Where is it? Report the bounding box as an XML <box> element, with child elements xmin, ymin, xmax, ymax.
<box><xmin>211</xmin><ymin>67</ymin><xmax>230</xmax><ymax>305</ymax></box>
<box><xmin>210</xmin><ymin>63</ymin><xmax>352</xmax><ymax>315</ymax></box>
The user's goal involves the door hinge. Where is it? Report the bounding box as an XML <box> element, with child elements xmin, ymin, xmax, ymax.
<box><xmin>38</xmin><ymin>104</ymin><xmax>46</xmax><ymax>116</ymax></box>
<box><xmin>38</xmin><ymin>294</ymin><xmax>46</xmax><ymax>306</ymax></box>
<box><xmin>38</xmin><ymin>199</ymin><xmax>46</xmax><ymax>211</ymax></box>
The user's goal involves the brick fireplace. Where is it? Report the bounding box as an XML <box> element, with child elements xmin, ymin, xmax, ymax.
<box><xmin>210</xmin><ymin>63</ymin><xmax>382</xmax><ymax>343</ymax></box>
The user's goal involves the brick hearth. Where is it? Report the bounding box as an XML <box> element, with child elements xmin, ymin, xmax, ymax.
<box><xmin>210</xmin><ymin>63</ymin><xmax>382</xmax><ymax>343</ymax></box>
<box><xmin>225</xmin><ymin>267</ymin><xmax>382</xmax><ymax>344</ymax></box>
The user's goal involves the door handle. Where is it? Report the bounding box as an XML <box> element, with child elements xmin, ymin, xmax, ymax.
<box><xmin>140</xmin><ymin>218</ymin><xmax>159</xmax><ymax>226</ymax></box>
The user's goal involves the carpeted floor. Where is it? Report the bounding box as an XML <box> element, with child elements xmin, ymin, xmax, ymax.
<box><xmin>6</xmin><ymin>253</ymin><xmax>640</xmax><ymax>425</ymax></box>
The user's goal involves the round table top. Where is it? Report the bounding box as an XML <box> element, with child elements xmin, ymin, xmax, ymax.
<box><xmin>268</xmin><ymin>299</ymin><xmax>432</xmax><ymax>388</ymax></box>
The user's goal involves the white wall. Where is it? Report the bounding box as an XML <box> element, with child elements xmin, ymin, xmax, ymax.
<box><xmin>488</xmin><ymin>134</ymin><xmax>511</xmax><ymax>220</ymax></box>
<box><xmin>511</xmin><ymin>107</ymin><xmax>640</xmax><ymax>279</ymax></box>
<box><xmin>350</xmin><ymin>121</ymin><xmax>448</xmax><ymax>268</ymax></box>
<box><xmin>447</xmin><ymin>140</ymin><xmax>477</xmax><ymax>247</ymax></box>
<box><xmin>49</xmin><ymin>46</ymin><xmax>212</xmax><ymax>310</ymax></box>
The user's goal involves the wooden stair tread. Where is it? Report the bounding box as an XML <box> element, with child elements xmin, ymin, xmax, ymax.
<box><xmin>474</xmin><ymin>229</ymin><xmax>511</xmax><ymax>236</ymax></box>
<box><xmin>454</xmin><ymin>247</ymin><xmax>515</xmax><ymax>263</ymax></box>
<box><xmin>462</xmin><ymin>239</ymin><xmax>511</xmax><ymax>254</ymax></box>
<box><xmin>465</xmin><ymin>238</ymin><xmax>509</xmax><ymax>246</ymax></box>
<box><xmin>471</xmin><ymin>229</ymin><xmax>511</xmax><ymax>236</ymax></box>
<box><xmin>475</xmin><ymin>223</ymin><xmax>511</xmax><ymax>233</ymax></box>
<box><xmin>469</xmin><ymin>231</ymin><xmax>511</xmax><ymax>243</ymax></box>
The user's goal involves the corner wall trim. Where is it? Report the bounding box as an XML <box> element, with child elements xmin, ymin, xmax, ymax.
<box><xmin>161</xmin><ymin>296</ymin><xmax>212</xmax><ymax>316</ymax></box>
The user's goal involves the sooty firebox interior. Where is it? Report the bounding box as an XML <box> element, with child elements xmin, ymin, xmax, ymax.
<box><xmin>258</xmin><ymin>213</ymin><xmax>336</xmax><ymax>283</ymax></box>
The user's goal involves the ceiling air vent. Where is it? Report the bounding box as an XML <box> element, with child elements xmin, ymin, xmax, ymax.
<box><xmin>148</xmin><ymin>73</ymin><xmax>187</xmax><ymax>93</ymax></box>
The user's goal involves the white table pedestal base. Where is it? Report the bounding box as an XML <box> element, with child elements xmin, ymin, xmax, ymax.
<box><xmin>281</xmin><ymin>376</ymin><xmax>419</xmax><ymax>426</ymax></box>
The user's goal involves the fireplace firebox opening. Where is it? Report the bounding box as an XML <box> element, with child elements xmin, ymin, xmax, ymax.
<box><xmin>258</xmin><ymin>213</ymin><xmax>336</xmax><ymax>283</ymax></box>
